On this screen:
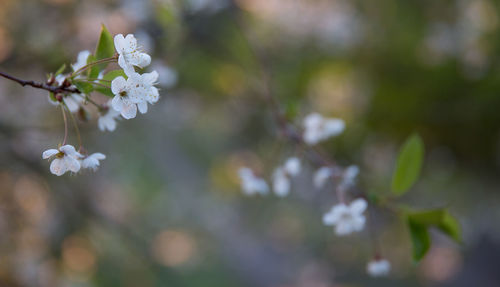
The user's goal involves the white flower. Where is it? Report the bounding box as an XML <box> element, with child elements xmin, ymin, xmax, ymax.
<box><xmin>322</xmin><ymin>198</ymin><xmax>367</xmax><ymax>235</ymax></box>
<box><xmin>71</xmin><ymin>50</ymin><xmax>91</xmax><ymax>72</ymax></box>
<box><xmin>152</xmin><ymin>62</ymin><xmax>178</xmax><ymax>88</ymax></box>
<box><xmin>303</xmin><ymin>113</ymin><xmax>345</xmax><ymax>145</ymax></box>
<box><xmin>272</xmin><ymin>157</ymin><xmax>301</xmax><ymax>197</ymax></box>
<box><xmin>110</xmin><ymin>71</ymin><xmax>159</xmax><ymax>119</ymax></box>
<box><xmin>272</xmin><ymin>168</ymin><xmax>290</xmax><ymax>197</ymax></box>
<box><xmin>314</xmin><ymin>166</ymin><xmax>334</xmax><ymax>189</ymax></box>
<box><xmin>98</xmin><ymin>100</ymin><xmax>121</xmax><ymax>132</ymax></box>
<box><xmin>238</xmin><ymin>167</ymin><xmax>269</xmax><ymax>196</ymax></box>
<box><xmin>366</xmin><ymin>259</ymin><xmax>390</xmax><ymax>277</ymax></box>
<box><xmin>81</xmin><ymin>153</ymin><xmax>106</xmax><ymax>171</ymax></box>
<box><xmin>42</xmin><ymin>145</ymin><xmax>82</xmax><ymax>176</ymax></box>
<box><xmin>110</xmin><ymin>76</ymin><xmax>141</xmax><ymax>119</ymax></box>
<box><xmin>114</xmin><ymin>34</ymin><xmax>151</xmax><ymax>74</ymax></box>
<box><xmin>338</xmin><ymin>165</ymin><xmax>359</xmax><ymax>191</ymax></box>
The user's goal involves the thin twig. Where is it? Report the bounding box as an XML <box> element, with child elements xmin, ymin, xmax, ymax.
<box><xmin>0</xmin><ymin>71</ymin><xmax>80</xmax><ymax>94</ymax></box>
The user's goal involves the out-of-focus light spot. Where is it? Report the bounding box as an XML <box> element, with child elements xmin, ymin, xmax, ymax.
<box><xmin>420</xmin><ymin>246</ymin><xmax>462</xmax><ymax>282</ymax></box>
<box><xmin>13</xmin><ymin>175</ymin><xmax>48</xmax><ymax>223</ymax></box>
<box><xmin>213</xmin><ymin>64</ymin><xmax>246</xmax><ymax>96</ymax></box>
<box><xmin>62</xmin><ymin>236</ymin><xmax>96</xmax><ymax>275</ymax></box>
<box><xmin>210</xmin><ymin>152</ymin><xmax>267</xmax><ymax>194</ymax></box>
<box><xmin>152</xmin><ymin>230</ymin><xmax>197</xmax><ymax>267</ymax></box>
<box><xmin>308</xmin><ymin>66</ymin><xmax>368</xmax><ymax>121</ymax></box>
<box><xmin>0</xmin><ymin>27</ymin><xmax>13</xmax><ymax>62</ymax></box>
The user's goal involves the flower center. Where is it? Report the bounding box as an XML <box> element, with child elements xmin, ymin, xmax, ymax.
<box><xmin>119</xmin><ymin>91</ymin><xmax>127</xmax><ymax>97</ymax></box>
<box><xmin>56</xmin><ymin>152</ymin><xmax>65</xmax><ymax>158</ymax></box>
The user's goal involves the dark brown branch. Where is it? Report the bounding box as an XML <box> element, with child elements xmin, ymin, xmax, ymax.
<box><xmin>0</xmin><ymin>71</ymin><xmax>80</xmax><ymax>94</ymax></box>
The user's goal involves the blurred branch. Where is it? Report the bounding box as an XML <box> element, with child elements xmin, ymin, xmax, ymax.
<box><xmin>0</xmin><ymin>71</ymin><xmax>80</xmax><ymax>94</ymax></box>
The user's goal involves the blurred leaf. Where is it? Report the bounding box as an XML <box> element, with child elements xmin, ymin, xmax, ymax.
<box><xmin>392</xmin><ymin>133</ymin><xmax>424</xmax><ymax>195</ymax></box>
<box><xmin>408</xmin><ymin>218</ymin><xmax>430</xmax><ymax>262</ymax></box>
<box><xmin>73</xmin><ymin>81</ymin><xmax>94</xmax><ymax>94</ymax></box>
<box><xmin>408</xmin><ymin>209</ymin><xmax>462</xmax><ymax>249</ymax></box>
<box><xmin>88</xmin><ymin>54</ymin><xmax>100</xmax><ymax>79</ymax></box>
<box><xmin>407</xmin><ymin>209</ymin><xmax>445</xmax><ymax>225</ymax></box>
<box><xmin>438</xmin><ymin>212</ymin><xmax>462</xmax><ymax>243</ymax></box>
<box><xmin>55</xmin><ymin>63</ymin><xmax>66</xmax><ymax>76</ymax></box>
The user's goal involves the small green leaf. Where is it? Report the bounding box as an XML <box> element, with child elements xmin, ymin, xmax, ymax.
<box><xmin>408</xmin><ymin>218</ymin><xmax>430</xmax><ymax>262</ymax></box>
<box><xmin>407</xmin><ymin>209</ymin><xmax>445</xmax><ymax>225</ymax></box>
<box><xmin>73</xmin><ymin>81</ymin><xmax>94</xmax><ymax>94</ymax></box>
<box><xmin>89</xmin><ymin>25</ymin><xmax>115</xmax><ymax>77</ymax></box>
<box><xmin>408</xmin><ymin>209</ymin><xmax>462</xmax><ymax>244</ymax></box>
<box><xmin>95</xmin><ymin>24</ymin><xmax>115</xmax><ymax>61</ymax></box>
<box><xmin>55</xmin><ymin>64</ymin><xmax>66</xmax><ymax>76</ymax></box>
<box><xmin>391</xmin><ymin>133</ymin><xmax>424</xmax><ymax>195</ymax></box>
<box><xmin>438</xmin><ymin>212</ymin><xmax>461</xmax><ymax>243</ymax></box>
<box><xmin>87</xmin><ymin>54</ymin><xmax>100</xmax><ymax>79</ymax></box>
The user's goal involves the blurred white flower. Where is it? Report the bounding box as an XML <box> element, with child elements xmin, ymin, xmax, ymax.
<box><xmin>98</xmin><ymin>100</ymin><xmax>120</xmax><ymax>132</ymax></box>
<box><xmin>313</xmin><ymin>166</ymin><xmax>334</xmax><ymax>189</ymax></box>
<box><xmin>114</xmin><ymin>34</ymin><xmax>151</xmax><ymax>75</ymax></box>
<box><xmin>239</xmin><ymin>167</ymin><xmax>269</xmax><ymax>196</ymax></box>
<box><xmin>338</xmin><ymin>165</ymin><xmax>359</xmax><ymax>191</ymax></box>
<box><xmin>366</xmin><ymin>259</ymin><xmax>390</xmax><ymax>277</ymax></box>
<box><xmin>42</xmin><ymin>145</ymin><xmax>82</xmax><ymax>176</ymax></box>
<box><xmin>152</xmin><ymin>62</ymin><xmax>178</xmax><ymax>88</ymax></box>
<box><xmin>272</xmin><ymin>157</ymin><xmax>301</xmax><ymax>197</ymax></box>
<box><xmin>322</xmin><ymin>198</ymin><xmax>367</xmax><ymax>235</ymax></box>
<box><xmin>303</xmin><ymin>113</ymin><xmax>345</xmax><ymax>145</ymax></box>
<box><xmin>81</xmin><ymin>153</ymin><xmax>106</xmax><ymax>171</ymax></box>
<box><xmin>71</xmin><ymin>50</ymin><xmax>91</xmax><ymax>72</ymax></box>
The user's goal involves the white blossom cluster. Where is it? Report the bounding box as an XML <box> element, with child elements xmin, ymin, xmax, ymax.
<box><xmin>111</xmin><ymin>34</ymin><xmax>159</xmax><ymax>120</ymax></box>
<box><xmin>43</xmin><ymin>33</ymin><xmax>163</xmax><ymax>176</ymax></box>
<box><xmin>42</xmin><ymin>145</ymin><xmax>105</xmax><ymax>176</ymax></box>
<box><xmin>237</xmin><ymin>112</ymin><xmax>389</xmax><ymax>277</ymax></box>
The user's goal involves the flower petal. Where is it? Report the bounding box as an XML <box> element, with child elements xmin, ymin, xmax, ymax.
<box><xmin>64</xmin><ymin>156</ymin><xmax>81</xmax><ymax>173</ymax></box>
<box><xmin>50</xmin><ymin>158</ymin><xmax>67</xmax><ymax>176</ymax></box>
<box><xmin>350</xmin><ymin>198</ymin><xmax>367</xmax><ymax>214</ymax></box>
<box><xmin>121</xmin><ymin>102</ymin><xmax>137</xmax><ymax>119</ymax></box>
<box><xmin>114</xmin><ymin>34</ymin><xmax>126</xmax><ymax>53</ymax></box>
<box><xmin>42</xmin><ymin>149</ymin><xmax>59</xmax><ymax>159</ymax></box>
<box><xmin>111</xmin><ymin>76</ymin><xmax>127</xmax><ymax>95</ymax></box>
<box><xmin>137</xmin><ymin>101</ymin><xmax>148</xmax><ymax>114</ymax></box>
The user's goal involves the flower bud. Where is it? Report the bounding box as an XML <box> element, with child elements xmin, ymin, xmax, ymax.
<box><xmin>55</xmin><ymin>93</ymin><xmax>63</xmax><ymax>102</ymax></box>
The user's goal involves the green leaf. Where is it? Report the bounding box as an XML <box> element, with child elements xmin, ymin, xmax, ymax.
<box><xmin>408</xmin><ymin>209</ymin><xmax>462</xmax><ymax>244</ymax></box>
<box><xmin>73</xmin><ymin>81</ymin><xmax>94</xmax><ymax>94</ymax></box>
<box><xmin>93</xmin><ymin>70</ymin><xmax>126</xmax><ymax>98</ymax></box>
<box><xmin>438</xmin><ymin>212</ymin><xmax>461</xmax><ymax>243</ymax></box>
<box><xmin>87</xmin><ymin>54</ymin><xmax>100</xmax><ymax>79</ymax></box>
<box><xmin>55</xmin><ymin>63</ymin><xmax>66</xmax><ymax>76</ymax></box>
<box><xmin>408</xmin><ymin>218</ymin><xmax>430</xmax><ymax>262</ymax></box>
<box><xmin>391</xmin><ymin>133</ymin><xmax>424</xmax><ymax>195</ymax></box>
<box><xmin>89</xmin><ymin>25</ymin><xmax>115</xmax><ymax>78</ymax></box>
<box><xmin>95</xmin><ymin>24</ymin><xmax>115</xmax><ymax>62</ymax></box>
<box><xmin>407</xmin><ymin>209</ymin><xmax>445</xmax><ymax>225</ymax></box>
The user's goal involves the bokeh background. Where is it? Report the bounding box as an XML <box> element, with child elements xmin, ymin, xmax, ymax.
<box><xmin>1</xmin><ymin>0</ymin><xmax>500</xmax><ymax>286</ymax></box>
